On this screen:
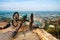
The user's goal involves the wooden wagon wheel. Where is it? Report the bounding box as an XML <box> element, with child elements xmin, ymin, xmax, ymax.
<box><xmin>12</xmin><ymin>12</ymin><xmax>19</xmax><ymax>27</ymax></box>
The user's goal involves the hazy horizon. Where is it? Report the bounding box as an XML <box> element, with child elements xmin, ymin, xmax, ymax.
<box><xmin>0</xmin><ymin>0</ymin><xmax>60</xmax><ymax>11</ymax></box>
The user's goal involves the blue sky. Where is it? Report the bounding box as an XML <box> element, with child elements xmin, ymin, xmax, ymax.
<box><xmin>0</xmin><ymin>0</ymin><xmax>60</xmax><ymax>11</ymax></box>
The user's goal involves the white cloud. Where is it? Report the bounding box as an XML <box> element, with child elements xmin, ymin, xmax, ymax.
<box><xmin>0</xmin><ymin>0</ymin><xmax>60</xmax><ymax>11</ymax></box>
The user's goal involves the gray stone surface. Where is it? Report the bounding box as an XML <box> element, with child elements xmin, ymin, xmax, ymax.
<box><xmin>0</xmin><ymin>30</ymin><xmax>39</xmax><ymax>40</ymax></box>
<box><xmin>14</xmin><ymin>31</ymin><xmax>39</xmax><ymax>40</ymax></box>
<box><xmin>0</xmin><ymin>31</ymin><xmax>12</xmax><ymax>40</ymax></box>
